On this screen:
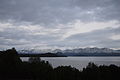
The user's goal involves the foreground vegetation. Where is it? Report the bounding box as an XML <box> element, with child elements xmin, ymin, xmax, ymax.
<box><xmin>0</xmin><ymin>48</ymin><xmax>120</xmax><ymax>80</ymax></box>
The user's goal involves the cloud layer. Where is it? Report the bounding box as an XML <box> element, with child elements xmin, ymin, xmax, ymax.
<box><xmin>0</xmin><ymin>0</ymin><xmax>120</xmax><ymax>49</ymax></box>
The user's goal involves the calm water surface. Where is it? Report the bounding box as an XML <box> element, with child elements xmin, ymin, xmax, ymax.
<box><xmin>20</xmin><ymin>57</ymin><xmax>120</xmax><ymax>70</ymax></box>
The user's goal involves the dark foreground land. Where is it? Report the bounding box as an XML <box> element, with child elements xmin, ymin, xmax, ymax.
<box><xmin>0</xmin><ymin>48</ymin><xmax>120</xmax><ymax>80</ymax></box>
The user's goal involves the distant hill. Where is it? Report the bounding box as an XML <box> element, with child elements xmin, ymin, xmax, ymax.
<box><xmin>19</xmin><ymin>52</ymin><xmax>66</xmax><ymax>57</ymax></box>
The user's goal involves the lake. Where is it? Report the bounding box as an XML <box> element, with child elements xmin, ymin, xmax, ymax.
<box><xmin>20</xmin><ymin>57</ymin><xmax>120</xmax><ymax>70</ymax></box>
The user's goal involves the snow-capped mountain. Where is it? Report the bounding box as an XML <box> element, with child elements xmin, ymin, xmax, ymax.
<box><xmin>18</xmin><ymin>47</ymin><xmax>120</xmax><ymax>55</ymax></box>
<box><xmin>18</xmin><ymin>49</ymin><xmax>52</xmax><ymax>54</ymax></box>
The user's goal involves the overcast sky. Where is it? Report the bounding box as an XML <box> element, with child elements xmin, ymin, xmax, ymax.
<box><xmin>0</xmin><ymin>0</ymin><xmax>120</xmax><ymax>50</ymax></box>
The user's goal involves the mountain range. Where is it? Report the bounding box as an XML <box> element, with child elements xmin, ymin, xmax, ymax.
<box><xmin>18</xmin><ymin>47</ymin><xmax>120</xmax><ymax>56</ymax></box>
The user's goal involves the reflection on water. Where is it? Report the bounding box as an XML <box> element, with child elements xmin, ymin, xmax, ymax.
<box><xmin>20</xmin><ymin>57</ymin><xmax>120</xmax><ymax>70</ymax></box>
